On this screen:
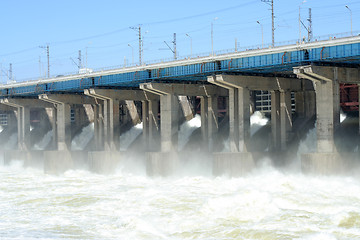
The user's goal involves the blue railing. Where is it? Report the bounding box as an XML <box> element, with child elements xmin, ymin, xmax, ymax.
<box><xmin>1</xmin><ymin>36</ymin><xmax>359</xmax><ymax>97</ymax></box>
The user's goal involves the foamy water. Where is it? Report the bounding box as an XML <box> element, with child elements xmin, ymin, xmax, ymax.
<box><xmin>1</xmin><ymin>111</ymin><xmax>359</xmax><ymax>239</ymax></box>
<box><xmin>119</xmin><ymin>123</ymin><xmax>143</xmax><ymax>151</ymax></box>
<box><xmin>1</xmin><ymin>161</ymin><xmax>360</xmax><ymax>240</ymax></box>
<box><xmin>72</xmin><ymin>123</ymin><xmax>94</xmax><ymax>150</ymax></box>
<box><xmin>178</xmin><ymin>114</ymin><xmax>201</xmax><ymax>151</ymax></box>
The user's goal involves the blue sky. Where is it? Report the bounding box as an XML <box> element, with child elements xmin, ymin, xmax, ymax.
<box><xmin>1</xmin><ymin>0</ymin><xmax>359</xmax><ymax>81</ymax></box>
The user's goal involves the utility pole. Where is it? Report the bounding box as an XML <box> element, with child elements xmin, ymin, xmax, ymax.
<box><xmin>257</xmin><ymin>21</ymin><xmax>264</xmax><ymax>48</ymax></box>
<box><xmin>46</xmin><ymin>45</ymin><xmax>50</xmax><ymax>78</ymax></box>
<box><xmin>162</xmin><ymin>33</ymin><xmax>177</xmax><ymax>60</ymax></box>
<box><xmin>39</xmin><ymin>44</ymin><xmax>50</xmax><ymax>78</ymax></box>
<box><xmin>308</xmin><ymin>8</ymin><xmax>313</xmax><ymax>42</ymax></box>
<box><xmin>261</xmin><ymin>0</ymin><xmax>274</xmax><ymax>47</ymax></box>
<box><xmin>211</xmin><ymin>21</ymin><xmax>214</xmax><ymax>55</ymax></box>
<box><xmin>211</xmin><ymin>17</ymin><xmax>218</xmax><ymax>55</ymax></box>
<box><xmin>299</xmin><ymin>7</ymin><xmax>312</xmax><ymax>43</ymax></box>
<box><xmin>78</xmin><ymin>50</ymin><xmax>82</xmax><ymax>70</ymax></box>
<box><xmin>9</xmin><ymin>63</ymin><xmax>12</xmax><ymax>82</ymax></box>
<box><xmin>130</xmin><ymin>25</ymin><xmax>143</xmax><ymax>65</ymax></box>
<box><xmin>173</xmin><ymin>33</ymin><xmax>177</xmax><ymax>60</ymax></box>
<box><xmin>299</xmin><ymin>1</ymin><xmax>306</xmax><ymax>43</ymax></box>
<box><xmin>39</xmin><ymin>56</ymin><xmax>42</xmax><ymax>78</ymax></box>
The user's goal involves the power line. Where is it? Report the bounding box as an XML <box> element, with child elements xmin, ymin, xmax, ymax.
<box><xmin>142</xmin><ymin>1</ymin><xmax>258</xmax><ymax>26</ymax></box>
<box><xmin>51</xmin><ymin>27</ymin><xmax>129</xmax><ymax>45</ymax></box>
<box><xmin>0</xmin><ymin>47</ymin><xmax>38</xmax><ymax>57</ymax></box>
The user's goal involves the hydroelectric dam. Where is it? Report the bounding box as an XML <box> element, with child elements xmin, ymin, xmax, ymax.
<box><xmin>0</xmin><ymin>35</ymin><xmax>359</xmax><ymax>175</ymax></box>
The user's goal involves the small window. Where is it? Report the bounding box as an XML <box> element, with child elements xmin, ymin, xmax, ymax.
<box><xmin>70</xmin><ymin>109</ymin><xmax>75</xmax><ymax>122</ymax></box>
<box><xmin>0</xmin><ymin>114</ymin><xmax>8</xmax><ymax>125</ymax></box>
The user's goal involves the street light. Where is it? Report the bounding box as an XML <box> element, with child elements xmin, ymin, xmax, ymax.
<box><xmin>211</xmin><ymin>17</ymin><xmax>218</xmax><ymax>56</ymax></box>
<box><xmin>257</xmin><ymin>21</ymin><xmax>264</xmax><ymax>48</ymax></box>
<box><xmin>345</xmin><ymin>5</ymin><xmax>353</xmax><ymax>36</ymax></box>
<box><xmin>128</xmin><ymin>44</ymin><xmax>134</xmax><ymax>65</ymax></box>
<box><xmin>185</xmin><ymin>33</ymin><xmax>192</xmax><ymax>57</ymax></box>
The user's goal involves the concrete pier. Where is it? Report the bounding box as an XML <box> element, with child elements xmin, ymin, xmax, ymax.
<box><xmin>140</xmin><ymin>83</ymin><xmax>226</xmax><ymax>175</ymax></box>
<box><xmin>38</xmin><ymin>94</ymin><xmax>95</xmax><ymax>173</ymax></box>
<box><xmin>208</xmin><ymin>74</ymin><xmax>315</xmax><ymax>176</ymax></box>
<box><xmin>141</xmin><ymin>99</ymin><xmax>160</xmax><ymax>151</ymax></box>
<box><xmin>208</xmin><ymin>75</ymin><xmax>254</xmax><ymax>176</ymax></box>
<box><xmin>271</xmin><ymin>90</ymin><xmax>292</xmax><ymax>151</ymax></box>
<box><xmin>84</xmin><ymin>89</ymin><xmax>159</xmax><ymax>173</ymax></box>
<box><xmin>200</xmin><ymin>95</ymin><xmax>218</xmax><ymax>151</ymax></box>
<box><xmin>0</xmin><ymin>98</ymin><xmax>53</xmax><ymax>150</ymax></box>
<box><xmin>294</xmin><ymin>65</ymin><xmax>360</xmax><ymax>174</ymax></box>
<box><xmin>0</xmin><ymin>98</ymin><xmax>54</xmax><ymax>168</ymax></box>
<box><xmin>0</xmin><ymin>64</ymin><xmax>356</xmax><ymax>176</ymax></box>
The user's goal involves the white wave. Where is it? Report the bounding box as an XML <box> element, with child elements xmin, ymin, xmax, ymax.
<box><xmin>1</xmin><ymin>167</ymin><xmax>359</xmax><ymax>239</ymax></box>
<box><xmin>178</xmin><ymin>114</ymin><xmax>201</xmax><ymax>151</ymax></box>
<box><xmin>33</xmin><ymin>130</ymin><xmax>53</xmax><ymax>150</ymax></box>
<box><xmin>340</xmin><ymin>110</ymin><xmax>347</xmax><ymax>123</ymax></box>
<box><xmin>222</xmin><ymin>111</ymin><xmax>269</xmax><ymax>152</ymax></box>
<box><xmin>119</xmin><ymin>123</ymin><xmax>143</xmax><ymax>151</ymax></box>
<box><xmin>250</xmin><ymin>111</ymin><xmax>269</xmax><ymax>136</ymax></box>
<box><xmin>71</xmin><ymin>123</ymin><xmax>94</xmax><ymax>150</ymax></box>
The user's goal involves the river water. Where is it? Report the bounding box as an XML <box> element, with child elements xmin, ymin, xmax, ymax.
<box><xmin>1</xmin><ymin>159</ymin><xmax>360</xmax><ymax>240</ymax></box>
<box><xmin>1</xmin><ymin>113</ymin><xmax>360</xmax><ymax>239</ymax></box>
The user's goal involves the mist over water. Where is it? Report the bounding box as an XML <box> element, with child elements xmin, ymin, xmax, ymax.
<box><xmin>72</xmin><ymin>123</ymin><xmax>94</xmax><ymax>150</ymax></box>
<box><xmin>34</xmin><ymin>131</ymin><xmax>53</xmax><ymax>150</ymax></box>
<box><xmin>250</xmin><ymin>111</ymin><xmax>269</xmax><ymax>136</ymax></box>
<box><xmin>1</xmin><ymin>111</ymin><xmax>359</xmax><ymax>239</ymax></box>
<box><xmin>119</xmin><ymin>123</ymin><xmax>143</xmax><ymax>151</ymax></box>
<box><xmin>1</xmin><ymin>161</ymin><xmax>360</xmax><ymax>239</ymax></box>
<box><xmin>3</xmin><ymin>133</ymin><xmax>17</xmax><ymax>150</ymax></box>
<box><xmin>178</xmin><ymin>114</ymin><xmax>201</xmax><ymax>151</ymax></box>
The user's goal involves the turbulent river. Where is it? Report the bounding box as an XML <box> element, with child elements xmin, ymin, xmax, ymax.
<box><xmin>1</xmin><ymin>160</ymin><xmax>360</xmax><ymax>240</ymax></box>
<box><xmin>1</xmin><ymin>112</ymin><xmax>360</xmax><ymax>239</ymax></box>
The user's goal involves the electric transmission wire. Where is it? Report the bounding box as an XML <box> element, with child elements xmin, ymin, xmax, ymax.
<box><xmin>0</xmin><ymin>47</ymin><xmax>39</xmax><ymax>57</ymax></box>
<box><xmin>141</xmin><ymin>0</ymin><xmax>258</xmax><ymax>25</ymax></box>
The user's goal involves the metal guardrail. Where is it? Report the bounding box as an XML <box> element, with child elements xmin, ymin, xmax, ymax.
<box><xmin>2</xmin><ymin>31</ymin><xmax>359</xmax><ymax>86</ymax></box>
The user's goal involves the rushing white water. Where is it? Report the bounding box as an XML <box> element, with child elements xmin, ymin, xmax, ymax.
<box><xmin>1</xmin><ymin>112</ymin><xmax>359</xmax><ymax>239</ymax></box>
<box><xmin>178</xmin><ymin>114</ymin><xmax>201</xmax><ymax>151</ymax></box>
<box><xmin>3</xmin><ymin>133</ymin><xmax>17</xmax><ymax>150</ymax></box>
<box><xmin>340</xmin><ymin>111</ymin><xmax>347</xmax><ymax>123</ymax></box>
<box><xmin>1</xmin><ymin>160</ymin><xmax>360</xmax><ymax>240</ymax></box>
<box><xmin>250</xmin><ymin>111</ymin><xmax>269</xmax><ymax>136</ymax></box>
<box><xmin>71</xmin><ymin>123</ymin><xmax>94</xmax><ymax>150</ymax></box>
<box><xmin>119</xmin><ymin>123</ymin><xmax>143</xmax><ymax>151</ymax></box>
<box><xmin>222</xmin><ymin>111</ymin><xmax>269</xmax><ymax>152</ymax></box>
<box><xmin>33</xmin><ymin>130</ymin><xmax>53</xmax><ymax>150</ymax></box>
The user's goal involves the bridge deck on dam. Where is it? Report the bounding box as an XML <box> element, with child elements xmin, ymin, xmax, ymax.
<box><xmin>1</xmin><ymin>36</ymin><xmax>360</xmax><ymax>97</ymax></box>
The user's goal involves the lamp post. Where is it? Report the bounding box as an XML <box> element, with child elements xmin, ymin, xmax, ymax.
<box><xmin>257</xmin><ymin>21</ymin><xmax>264</xmax><ymax>48</ymax></box>
<box><xmin>185</xmin><ymin>33</ymin><xmax>192</xmax><ymax>57</ymax></box>
<box><xmin>345</xmin><ymin>5</ymin><xmax>353</xmax><ymax>36</ymax></box>
<box><xmin>128</xmin><ymin>44</ymin><xmax>134</xmax><ymax>65</ymax></box>
<box><xmin>211</xmin><ymin>17</ymin><xmax>218</xmax><ymax>56</ymax></box>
